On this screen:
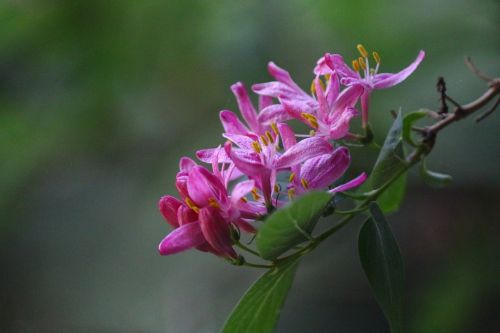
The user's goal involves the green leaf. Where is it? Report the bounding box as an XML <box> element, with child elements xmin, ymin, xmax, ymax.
<box><xmin>359</xmin><ymin>203</ymin><xmax>404</xmax><ymax>333</ymax></box>
<box><xmin>377</xmin><ymin>172</ymin><xmax>407</xmax><ymax>213</ymax></box>
<box><xmin>221</xmin><ymin>258</ymin><xmax>300</xmax><ymax>333</ymax></box>
<box><xmin>371</xmin><ymin>111</ymin><xmax>406</xmax><ymax>189</ymax></box>
<box><xmin>402</xmin><ymin>109</ymin><xmax>430</xmax><ymax>147</ymax></box>
<box><xmin>256</xmin><ymin>191</ymin><xmax>332</xmax><ymax>260</ymax></box>
<box><xmin>419</xmin><ymin>158</ymin><xmax>453</xmax><ymax>188</ymax></box>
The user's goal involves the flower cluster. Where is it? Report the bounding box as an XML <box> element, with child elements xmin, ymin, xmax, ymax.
<box><xmin>158</xmin><ymin>45</ymin><xmax>425</xmax><ymax>259</ymax></box>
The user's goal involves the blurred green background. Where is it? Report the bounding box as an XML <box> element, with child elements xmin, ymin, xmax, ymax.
<box><xmin>1</xmin><ymin>0</ymin><xmax>499</xmax><ymax>332</ymax></box>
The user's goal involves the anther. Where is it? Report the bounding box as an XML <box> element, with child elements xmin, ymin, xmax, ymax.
<box><xmin>251</xmin><ymin>141</ymin><xmax>262</xmax><ymax>153</ymax></box>
<box><xmin>288</xmin><ymin>188</ymin><xmax>296</xmax><ymax>200</ymax></box>
<box><xmin>309</xmin><ymin>130</ymin><xmax>316</xmax><ymax>136</ymax></box>
<box><xmin>301</xmin><ymin>178</ymin><xmax>310</xmax><ymax>189</ymax></box>
<box><xmin>240</xmin><ymin>197</ymin><xmax>248</xmax><ymax>203</ymax></box>
<box><xmin>357</xmin><ymin>44</ymin><xmax>369</xmax><ymax>58</ymax></box>
<box><xmin>265</xmin><ymin>131</ymin><xmax>274</xmax><ymax>143</ymax></box>
<box><xmin>273</xmin><ymin>184</ymin><xmax>280</xmax><ymax>193</ymax></box>
<box><xmin>372</xmin><ymin>51</ymin><xmax>381</xmax><ymax>64</ymax></box>
<box><xmin>208</xmin><ymin>197</ymin><xmax>220</xmax><ymax>209</ymax></box>
<box><xmin>324</xmin><ymin>73</ymin><xmax>331</xmax><ymax>81</ymax></box>
<box><xmin>358</xmin><ymin>57</ymin><xmax>367</xmax><ymax>71</ymax></box>
<box><xmin>289</xmin><ymin>172</ymin><xmax>296</xmax><ymax>182</ymax></box>
<box><xmin>185</xmin><ymin>197</ymin><xmax>200</xmax><ymax>213</ymax></box>
<box><xmin>352</xmin><ymin>59</ymin><xmax>360</xmax><ymax>72</ymax></box>
<box><xmin>251</xmin><ymin>188</ymin><xmax>261</xmax><ymax>200</ymax></box>
<box><xmin>260</xmin><ymin>135</ymin><xmax>269</xmax><ymax>146</ymax></box>
<box><xmin>271</xmin><ymin>122</ymin><xmax>279</xmax><ymax>136</ymax></box>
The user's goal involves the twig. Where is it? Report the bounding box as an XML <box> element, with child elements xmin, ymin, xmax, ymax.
<box><xmin>465</xmin><ymin>56</ymin><xmax>492</xmax><ymax>82</ymax></box>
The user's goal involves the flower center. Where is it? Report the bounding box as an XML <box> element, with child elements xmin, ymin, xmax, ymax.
<box><xmin>351</xmin><ymin>44</ymin><xmax>381</xmax><ymax>83</ymax></box>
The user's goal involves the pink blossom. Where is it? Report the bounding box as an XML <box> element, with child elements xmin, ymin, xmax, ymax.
<box><xmin>325</xmin><ymin>45</ymin><xmax>425</xmax><ymax>126</ymax></box>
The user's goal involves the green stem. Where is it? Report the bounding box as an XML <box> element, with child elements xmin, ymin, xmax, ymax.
<box><xmin>236</xmin><ymin>241</ymin><xmax>261</xmax><ymax>257</ymax></box>
<box><xmin>242</xmin><ymin>262</ymin><xmax>275</xmax><ymax>269</ymax></box>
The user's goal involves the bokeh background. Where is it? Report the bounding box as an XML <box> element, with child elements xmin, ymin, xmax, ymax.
<box><xmin>1</xmin><ymin>0</ymin><xmax>499</xmax><ymax>332</ymax></box>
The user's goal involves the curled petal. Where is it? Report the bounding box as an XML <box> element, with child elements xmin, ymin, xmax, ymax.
<box><xmin>231</xmin><ymin>179</ymin><xmax>255</xmax><ymax>204</ymax></box>
<box><xmin>224</xmin><ymin>142</ymin><xmax>265</xmax><ymax>177</ymax></box>
<box><xmin>187</xmin><ymin>166</ymin><xmax>227</xmax><ymax>207</ymax></box>
<box><xmin>276</xmin><ymin>137</ymin><xmax>333</xmax><ymax>169</ymax></box>
<box><xmin>231</xmin><ymin>82</ymin><xmax>260</xmax><ymax>133</ymax></box>
<box><xmin>258</xmin><ymin>104</ymin><xmax>291</xmax><ymax>124</ymax></box>
<box><xmin>223</xmin><ymin>133</ymin><xmax>255</xmax><ymax>150</ymax></box>
<box><xmin>158</xmin><ymin>222</ymin><xmax>205</xmax><ymax>255</ymax></box>
<box><xmin>267</xmin><ymin>62</ymin><xmax>306</xmax><ymax>94</ymax></box>
<box><xmin>373</xmin><ymin>50</ymin><xmax>425</xmax><ymax>89</ymax></box>
<box><xmin>329</xmin><ymin>84</ymin><xmax>364</xmax><ymax>119</ymax></box>
<box><xmin>314</xmin><ymin>55</ymin><xmax>333</xmax><ymax>76</ymax></box>
<box><xmin>259</xmin><ymin>95</ymin><xmax>273</xmax><ymax>110</ymax></box>
<box><xmin>159</xmin><ymin>196</ymin><xmax>182</xmax><ymax>228</ymax></box>
<box><xmin>177</xmin><ymin>205</ymin><xmax>198</xmax><ymax>226</ymax></box>
<box><xmin>220</xmin><ymin>110</ymin><xmax>248</xmax><ymax>135</ymax></box>
<box><xmin>314</xmin><ymin>77</ymin><xmax>329</xmax><ymax>121</ymax></box>
<box><xmin>326</xmin><ymin>72</ymin><xmax>340</xmax><ymax>107</ymax></box>
<box><xmin>329</xmin><ymin>172</ymin><xmax>368</xmax><ymax>194</ymax></box>
<box><xmin>234</xmin><ymin>218</ymin><xmax>257</xmax><ymax>233</ymax></box>
<box><xmin>175</xmin><ymin>171</ymin><xmax>189</xmax><ymax>198</ymax></box>
<box><xmin>252</xmin><ymin>82</ymin><xmax>300</xmax><ymax>100</ymax></box>
<box><xmin>300</xmin><ymin>147</ymin><xmax>350</xmax><ymax>189</ymax></box>
<box><xmin>325</xmin><ymin>53</ymin><xmax>359</xmax><ymax>80</ymax></box>
<box><xmin>199</xmin><ymin>207</ymin><xmax>237</xmax><ymax>258</ymax></box>
<box><xmin>179</xmin><ymin>157</ymin><xmax>197</xmax><ymax>172</ymax></box>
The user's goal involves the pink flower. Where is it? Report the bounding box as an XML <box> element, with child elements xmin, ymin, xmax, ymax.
<box><xmin>158</xmin><ymin>157</ymin><xmax>264</xmax><ymax>258</ymax></box>
<box><xmin>325</xmin><ymin>45</ymin><xmax>425</xmax><ymax>127</ymax></box>
<box><xmin>223</xmin><ymin>123</ymin><xmax>335</xmax><ymax>205</ymax></box>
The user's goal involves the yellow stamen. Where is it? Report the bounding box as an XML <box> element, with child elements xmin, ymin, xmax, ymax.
<box><xmin>265</xmin><ymin>131</ymin><xmax>274</xmax><ymax>143</ymax></box>
<box><xmin>251</xmin><ymin>188</ymin><xmax>261</xmax><ymax>200</ymax></box>
<box><xmin>301</xmin><ymin>112</ymin><xmax>318</xmax><ymax>129</ymax></box>
<box><xmin>309</xmin><ymin>130</ymin><xmax>316</xmax><ymax>137</ymax></box>
<box><xmin>301</xmin><ymin>178</ymin><xmax>310</xmax><ymax>189</ymax></box>
<box><xmin>208</xmin><ymin>197</ymin><xmax>220</xmax><ymax>209</ymax></box>
<box><xmin>310</xmin><ymin>80</ymin><xmax>316</xmax><ymax>95</ymax></box>
<box><xmin>288</xmin><ymin>188</ymin><xmax>296</xmax><ymax>200</ymax></box>
<box><xmin>357</xmin><ymin>44</ymin><xmax>369</xmax><ymax>58</ymax></box>
<box><xmin>240</xmin><ymin>197</ymin><xmax>248</xmax><ymax>203</ymax></box>
<box><xmin>260</xmin><ymin>135</ymin><xmax>269</xmax><ymax>146</ymax></box>
<box><xmin>185</xmin><ymin>197</ymin><xmax>200</xmax><ymax>213</ymax></box>
<box><xmin>271</xmin><ymin>122</ymin><xmax>279</xmax><ymax>136</ymax></box>
<box><xmin>274</xmin><ymin>184</ymin><xmax>280</xmax><ymax>193</ymax></box>
<box><xmin>251</xmin><ymin>141</ymin><xmax>262</xmax><ymax>153</ymax></box>
<box><xmin>372</xmin><ymin>51</ymin><xmax>381</xmax><ymax>64</ymax></box>
<box><xmin>289</xmin><ymin>172</ymin><xmax>296</xmax><ymax>183</ymax></box>
<box><xmin>358</xmin><ymin>57</ymin><xmax>366</xmax><ymax>71</ymax></box>
<box><xmin>324</xmin><ymin>73</ymin><xmax>331</xmax><ymax>81</ymax></box>
<box><xmin>352</xmin><ymin>59</ymin><xmax>360</xmax><ymax>72</ymax></box>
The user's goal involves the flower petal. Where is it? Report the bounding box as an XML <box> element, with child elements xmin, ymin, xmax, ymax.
<box><xmin>158</xmin><ymin>196</ymin><xmax>182</xmax><ymax>228</ymax></box>
<box><xmin>267</xmin><ymin>62</ymin><xmax>306</xmax><ymax>95</ymax></box>
<box><xmin>196</xmin><ymin>148</ymin><xmax>231</xmax><ymax>164</ymax></box>
<box><xmin>231</xmin><ymin>82</ymin><xmax>260</xmax><ymax>133</ymax></box>
<box><xmin>258</xmin><ymin>104</ymin><xmax>291</xmax><ymax>124</ymax></box>
<box><xmin>277</xmin><ymin>123</ymin><xmax>297</xmax><ymax>150</ymax></box>
<box><xmin>158</xmin><ymin>222</ymin><xmax>205</xmax><ymax>255</ymax></box>
<box><xmin>373</xmin><ymin>50</ymin><xmax>425</xmax><ymax>89</ymax></box>
<box><xmin>199</xmin><ymin>207</ymin><xmax>237</xmax><ymax>258</ymax></box>
<box><xmin>300</xmin><ymin>147</ymin><xmax>350</xmax><ymax>189</ymax></box>
<box><xmin>329</xmin><ymin>107</ymin><xmax>358</xmax><ymax>140</ymax></box>
<box><xmin>231</xmin><ymin>179</ymin><xmax>255</xmax><ymax>204</ymax></box>
<box><xmin>328</xmin><ymin>172</ymin><xmax>368</xmax><ymax>194</ymax></box>
<box><xmin>326</xmin><ymin>72</ymin><xmax>340</xmax><ymax>107</ymax></box>
<box><xmin>224</xmin><ymin>142</ymin><xmax>265</xmax><ymax>176</ymax></box>
<box><xmin>220</xmin><ymin>110</ymin><xmax>248</xmax><ymax>135</ymax></box>
<box><xmin>177</xmin><ymin>205</ymin><xmax>198</xmax><ymax>226</ymax></box>
<box><xmin>329</xmin><ymin>84</ymin><xmax>364</xmax><ymax>120</ymax></box>
<box><xmin>325</xmin><ymin>53</ymin><xmax>359</xmax><ymax>80</ymax></box>
<box><xmin>314</xmin><ymin>55</ymin><xmax>333</xmax><ymax>76</ymax></box>
<box><xmin>187</xmin><ymin>166</ymin><xmax>227</xmax><ymax>207</ymax></box>
<box><xmin>276</xmin><ymin>137</ymin><xmax>333</xmax><ymax>169</ymax></box>
<box><xmin>179</xmin><ymin>157</ymin><xmax>197</xmax><ymax>172</ymax></box>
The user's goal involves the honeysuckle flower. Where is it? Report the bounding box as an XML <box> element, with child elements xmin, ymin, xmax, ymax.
<box><xmin>287</xmin><ymin>146</ymin><xmax>367</xmax><ymax>197</ymax></box>
<box><xmin>158</xmin><ymin>157</ymin><xmax>265</xmax><ymax>258</ymax></box>
<box><xmin>223</xmin><ymin>123</ymin><xmax>335</xmax><ymax>205</ymax></box>
<box><xmin>325</xmin><ymin>45</ymin><xmax>425</xmax><ymax>127</ymax></box>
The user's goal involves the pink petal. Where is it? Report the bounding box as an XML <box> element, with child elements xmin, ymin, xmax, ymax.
<box><xmin>314</xmin><ymin>77</ymin><xmax>329</xmax><ymax>121</ymax></box>
<box><xmin>329</xmin><ymin>107</ymin><xmax>358</xmax><ymax>140</ymax></box>
<box><xmin>267</xmin><ymin>62</ymin><xmax>306</xmax><ymax>94</ymax></box>
<box><xmin>373</xmin><ymin>50</ymin><xmax>425</xmax><ymax>89</ymax></box>
<box><xmin>231</xmin><ymin>82</ymin><xmax>261</xmax><ymax>133</ymax></box>
<box><xmin>326</xmin><ymin>72</ymin><xmax>340</xmax><ymax>107</ymax></box>
<box><xmin>276</xmin><ymin>137</ymin><xmax>333</xmax><ymax>169</ymax></box>
<box><xmin>179</xmin><ymin>157</ymin><xmax>197</xmax><ymax>172</ymax></box>
<box><xmin>300</xmin><ymin>147</ymin><xmax>350</xmax><ymax>189</ymax></box>
<box><xmin>252</xmin><ymin>82</ymin><xmax>300</xmax><ymax>99</ymax></box>
<box><xmin>329</xmin><ymin>84</ymin><xmax>364</xmax><ymax>120</ymax></box>
<box><xmin>199</xmin><ymin>207</ymin><xmax>237</xmax><ymax>258</ymax></box>
<box><xmin>196</xmin><ymin>148</ymin><xmax>231</xmax><ymax>164</ymax></box>
<box><xmin>277</xmin><ymin>123</ymin><xmax>297</xmax><ymax>150</ymax></box>
<box><xmin>231</xmin><ymin>179</ymin><xmax>255</xmax><ymax>204</ymax></box>
<box><xmin>223</xmin><ymin>133</ymin><xmax>255</xmax><ymax>150</ymax></box>
<box><xmin>258</xmin><ymin>104</ymin><xmax>291</xmax><ymax>124</ymax></box>
<box><xmin>220</xmin><ymin>110</ymin><xmax>248</xmax><ymax>135</ymax></box>
<box><xmin>158</xmin><ymin>222</ymin><xmax>205</xmax><ymax>255</ymax></box>
<box><xmin>325</xmin><ymin>53</ymin><xmax>359</xmax><ymax>80</ymax></box>
<box><xmin>234</xmin><ymin>218</ymin><xmax>257</xmax><ymax>233</ymax></box>
<box><xmin>259</xmin><ymin>95</ymin><xmax>273</xmax><ymax>110</ymax></box>
<box><xmin>329</xmin><ymin>172</ymin><xmax>368</xmax><ymax>194</ymax></box>
<box><xmin>224</xmin><ymin>142</ymin><xmax>265</xmax><ymax>177</ymax></box>
<box><xmin>360</xmin><ymin>92</ymin><xmax>370</xmax><ymax>128</ymax></box>
<box><xmin>158</xmin><ymin>196</ymin><xmax>182</xmax><ymax>228</ymax></box>
<box><xmin>177</xmin><ymin>205</ymin><xmax>198</xmax><ymax>226</ymax></box>
<box><xmin>314</xmin><ymin>55</ymin><xmax>333</xmax><ymax>76</ymax></box>
<box><xmin>187</xmin><ymin>166</ymin><xmax>227</xmax><ymax>207</ymax></box>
